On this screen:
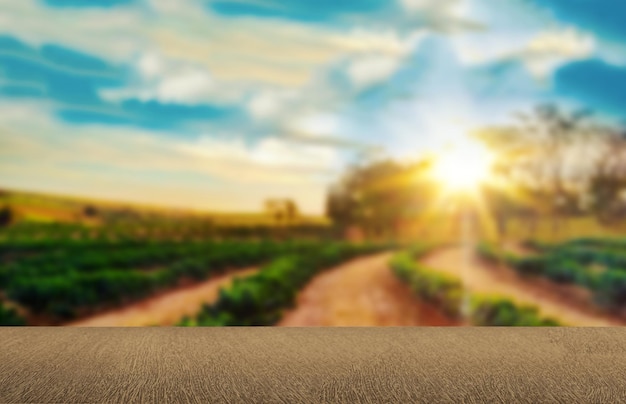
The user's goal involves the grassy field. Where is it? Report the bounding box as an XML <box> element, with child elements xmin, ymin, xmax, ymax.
<box><xmin>2</xmin><ymin>187</ymin><xmax>626</xmax><ymax>327</ymax></box>
<box><xmin>0</xmin><ymin>188</ymin><xmax>342</xmax><ymax>325</ymax></box>
<box><xmin>504</xmin><ymin>216</ymin><xmax>623</xmax><ymax>244</ymax></box>
<box><xmin>0</xmin><ymin>188</ymin><xmax>329</xmax><ymax>226</ymax></box>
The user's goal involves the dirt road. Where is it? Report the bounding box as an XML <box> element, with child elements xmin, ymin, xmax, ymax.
<box><xmin>279</xmin><ymin>252</ymin><xmax>458</xmax><ymax>326</ymax></box>
<box><xmin>69</xmin><ymin>267</ymin><xmax>259</xmax><ymax>327</ymax></box>
<box><xmin>421</xmin><ymin>245</ymin><xmax>624</xmax><ymax>326</ymax></box>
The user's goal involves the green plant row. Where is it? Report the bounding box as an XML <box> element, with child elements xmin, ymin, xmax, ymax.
<box><xmin>477</xmin><ymin>242</ymin><xmax>626</xmax><ymax>312</ymax></box>
<box><xmin>477</xmin><ymin>242</ymin><xmax>595</xmax><ymax>286</ymax></box>
<box><xmin>390</xmin><ymin>249</ymin><xmax>561</xmax><ymax>326</ymax></box>
<box><xmin>1</xmin><ymin>240</ymin><xmax>303</xmax><ymax>279</ymax></box>
<box><xmin>179</xmin><ymin>242</ymin><xmax>391</xmax><ymax>326</ymax></box>
<box><xmin>0</xmin><ymin>303</ymin><xmax>24</xmax><ymax>326</ymax></box>
<box><xmin>0</xmin><ymin>221</ymin><xmax>333</xmax><ymax>246</ymax></box>
<box><xmin>2</xmin><ymin>240</ymin><xmax>329</xmax><ymax>322</ymax></box>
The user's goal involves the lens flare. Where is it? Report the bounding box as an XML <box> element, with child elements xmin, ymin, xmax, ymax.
<box><xmin>431</xmin><ymin>140</ymin><xmax>494</xmax><ymax>193</ymax></box>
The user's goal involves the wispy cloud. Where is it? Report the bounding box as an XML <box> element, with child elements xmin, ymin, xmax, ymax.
<box><xmin>0</xmin><ymin>0</ymin><xmax>622</xmax><ymax>212</ymax></box>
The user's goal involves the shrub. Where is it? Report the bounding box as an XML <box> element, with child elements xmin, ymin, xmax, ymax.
<box><xmin>512</xmin><ymin>256</ymin><xmax>547</xmax><ymax>276</ymax></box>
<box><xmin>469</xmin><ymin>297</ymin><xmax>557</xmax><ymax>326</ymax></box>
<box><xmin>0</xmin><ymin>304</ymin><xmax>25</xmax><ymax>326</ymax></box>
<box><xmin>186</xmin><ymin>243</ymin><xmax>387</xmax><ymax>326</ymax></box>
<box><xmin>594</xmin><ymin>271</ymin><xmax>626</xmax><ymax>310</ymax></box>
<box><xmin>390</xmin><ymin>251</ymin><xmax>561</xmax><ymax>326</ymax></box>
<box><xmin>476</xmin><ymin>242</ymin><xmax>502</xmax><ymax>264</ymax></box>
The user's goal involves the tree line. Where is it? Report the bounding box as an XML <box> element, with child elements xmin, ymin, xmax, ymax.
<box><xmin>325</xmin><ymin>104</ymin><xmax>626</xmax><ymax>240</ymax></box>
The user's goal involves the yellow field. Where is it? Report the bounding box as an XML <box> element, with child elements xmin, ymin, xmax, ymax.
<box><xmin>0</xmin><ymin>189</ymin><xmax>329</xmax><ymax>228</ymax></box>
<box><xmin>504</xmin><ymin>216</ymin><xmax>624</xmax><ymax>243</ymax></box>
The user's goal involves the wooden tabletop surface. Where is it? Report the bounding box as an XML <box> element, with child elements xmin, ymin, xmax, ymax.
<box><xmin>1</xmin><ymin>327</ymin><xmax>625</xmax><ymax>403</ymax></box>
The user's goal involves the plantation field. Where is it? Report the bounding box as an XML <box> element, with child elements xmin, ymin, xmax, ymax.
<box><xmin>479</xmin><ymin>238</ymin><xmax>626</xmax><ymax>320</ymax></box>
<box><xmin>0</xmin><ymin>189</ymin><xmax>329</xmax><ymax>229</ymax></box>
<box><xmin>1</xmin><ymin>238</ymin><xmax>332</xmax><ymax>324</ymax></box>
<box><xmin>278</xmin><ymin>252</ymin><xmax>458</xmax><ymax>326</ymax></box>
<box><xmin>0</xmin><ymin>189</ymin><xmax>341</xmax><ymax>325</ymax></box>
<box><xmin>3</xmin><ymin>187</ymin><xmax>626</xmax><ymax>327</ymax></box>
<box><xmin>502</xmin><ymin>216</ymin><xmax>624</xmax><ymax>244</ymax></box>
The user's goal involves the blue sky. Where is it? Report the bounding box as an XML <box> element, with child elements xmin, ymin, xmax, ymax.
<box><xmin>0</xmin><ymin>0</ymin><xmax>624</xmax><ymax>213</ymax></box>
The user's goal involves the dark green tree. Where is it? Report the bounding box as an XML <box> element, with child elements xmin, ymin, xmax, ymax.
<box><xmin>0</xmin><ymin>205</ymin><xmax>13</xmax><ymax>227</ymax></box>
<box><xmin>326</xmin><ymin>158</ymin><xmax>434</xmax><ymax>239</ymax></box>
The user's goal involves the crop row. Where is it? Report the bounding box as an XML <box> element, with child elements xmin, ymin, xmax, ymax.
<box><xmin>524</xmin><ymin>237</ymin><xmax>626</xmax><ymax>253</ymax></box>
<box><xmin>0</xmin><ymin>303</ymin><xmax>24</xmax><ymax>326</ymax></box>
<box><xmin>391</xmin><ymin>249</ymin><xmax>560</xmax><ymax>326</ymax></box>
<box><xmin>523</xmin><ymin>239</ymin><xmax>626</xmax><ymax>268</ymax></box>
<box><xmin>179</xmin><ymin>243</ymin><xmax>391</xmax><ymax>326</ymax></box>
<box><xmin>2</xmin><ymin>240</ymin><xmax>331</xmax><ymax>322</ymax></box>
<box><xmin>477</xmin><ymin>242</ymin><xmax>626</xmax><ymax>313</ymax></box>
<box><xmin>1</xmin><ymin>240</ymin><xmax>303</xmax><ymax>279</ymax></box>
<box><xmin>1</xmin><ymin>222</ymin><xmax>333</xmax><ymax>244</ymax></box>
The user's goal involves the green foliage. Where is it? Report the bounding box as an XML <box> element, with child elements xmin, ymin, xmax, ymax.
<box><xmin>1</xmin><ymin>239</ymin><xmax>344</xmax><ymax>321</ymax></box>
<box><xmin>0</xmin><ymin>205</ymin><xmax>13</xmax><ymax>227</ymax></box>
<box><xmin>594</xmin><ymin>271</ymin><xmax>626</xmax><ymax>311</ymax></box>
<box><xmin>470</xmin><ymin>297</ymin><xmax>559</xmax><ymax>326</ymax></box>
<box><xmin>482</xmin><ymin>238</ymin><xmax>626</xmax><ymax>312</ymax></box>
<box><xmin>390</xmin><ymin>250</ymin><xmax>561</xmax><ymax>326</ymax></box>
<box><xmin>513</xmin><ymin>256</ymin><xmax>548</xmax><ymax>277</ymax></box>
<box><xmin>185</xmin><ymin>243</ymin><xmax>389</xmax><ymax>326</ymax></box>
<box><xmin>326</xmin><ymin>159</ymin><xmax>435</xmax><ymax>237</ymax></box>
<box><xmin>476</xmin><ymin>242</ymin><xmax>503</xmax><ymax>264</ymax></box>
<box><xmin>0</xmin><ymin>303</ymin><xmax>25</xmax><ymax>326</ymax></box>
<box><xmin>390</xmin><ymin>252</ymin><xmax>463</xmax><ymax>318</ymax></box>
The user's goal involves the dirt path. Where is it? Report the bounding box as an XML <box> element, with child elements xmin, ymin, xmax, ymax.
<box><xmin>278</xmin><ymin>252</ymin><xmax>458</xmax><ymax>326</ymax></box>
<box><xmin>69</xmin><ymin>267</ymin><xmax>259</xmax><ymax>327</ymax></box>
<box><xmin>422</xmin><ymin>246</ymin><xmax>625</xmax><ymax>326</ymax></box>
<box><xmin>501</xmin><ymin>241</ymin><xmax>536</xmax><ymax>256</ymax></box>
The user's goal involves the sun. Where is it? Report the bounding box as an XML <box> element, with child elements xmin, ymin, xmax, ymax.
<box><xmin>431</xmin><ymin>139</ymin><xmax>494</xmax><ymax>193</ymax></box>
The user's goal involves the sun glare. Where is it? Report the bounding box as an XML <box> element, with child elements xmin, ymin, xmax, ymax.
<box><xmin>431</xmin><ymin>139</ymin><xmax>494</xmax><ymax>193</ymax></box>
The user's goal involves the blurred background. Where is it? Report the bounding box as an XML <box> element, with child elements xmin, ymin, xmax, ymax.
<box><xmin>1</xmin><ymin>0</ymin><xmax>626</xmax><ymax>326</ymax></box>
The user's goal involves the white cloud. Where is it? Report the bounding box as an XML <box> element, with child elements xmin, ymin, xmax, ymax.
<box><xmin>526</xmin><ymin>29</ymin><xmax>594</xmax><ymax>57</ymax></box>
<box><xmin>247</xmin><ymin>90</ymin><xmax>298</xmax><ymax>120</ymax></box>
<box><xmin>0</xmin><ymin>0</ymin><xmax>145</xmax><ymax>63</ymax></box>
<box><xmin>137</xmin><ymin>52</ymin><xmax>163</xmax><ymax>79</ymax></box>
<box><xmin>522</xmin><ymin>29</ymin><xmax>594</xmax><ymax>78</ymax></box>
<box><xmin>1</xmin><ymin>0</ymin><xmax>471</xmax><ymax>93</ymax></box>
<box><xmin>400</xmin><ymin>0</ymin><xmax>464</xmax><ymax>13</ymax></box>
<box><xmin>452</xmin><ymin>27</ymin><xmax>594</xmax><ymax>79</ymax></box>
<box><xmin>0</xmin><ymin>101</ymin><xmax>341</xmax><ymax>212</ymax></box>
<box><xmin>347</xmin><ymin>55</ymin><xmax>401</xmax><ymax>87</ymax></box>
<box><xmin>285</xmin><ymin>113</ymin><xmax>341</xmax><ymax>137</ymax></box>
<box><xmin>156</xmin><ymin>69</ymin><xmax>213</xmax><ymax>103</ymax></box>
<box><xmin>101</xmin><ymin>52</ymin><xmax>248</xmax><ymax>105</ymax></box>
<box><xmin>177</xmin><ymin>135</ymin><xmax>339</xmax><ymax>176</ymax></box>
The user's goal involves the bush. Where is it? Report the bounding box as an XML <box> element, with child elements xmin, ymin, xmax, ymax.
<box><xmin>544</xmin><ymin>259</ymin><xmax>580</xmax><ymax>284</ymax></box>
<box><xmin>0</xmin><ymin>303</ymin><xmax>25</xmax><ymax>325</ymax></box>
<box><xmin>476</xmin><ymin>242</ymin><xmax>502</xmax><ymax>264</ymax></box>
<box><xmin>0</xmin><ymin>205</ymin><xmax>13</xmax><ymax>227</ymax></box>
<box><xmin>390</xmin><ymin>252</ymin><xmax>464</xmax><ymax>319</ymax></box>
<box><xmin>186</xmin><ymin>243</ymin><xmax>388</xmax><ymax>326</ymax></box>
<box><xmin>594</xmin><ymin>271</ymin><xmax>626</xmax><ymax>310</ymax></box>
<box><xmin>512</xmin><ymin>256</ymin><xmax>547</xmax><ymax>276</ymax></box>
<box><xmin>469</xmin><ymin>297</ymin><xmax>558</xmax><ymax>326</ymax></box>
<box><xmin>390</xmin><ymin>251</ymin><xmax>561</xmax><ymax>326</ymax></box>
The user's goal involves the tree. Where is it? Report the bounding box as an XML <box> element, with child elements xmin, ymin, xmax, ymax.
<box><xmin>326</xmin><ymin>158</ymin><xmax>435</xmax><ymax>239</ymax></box>
<box><xmin>478</xmin><ymin>104</ymin><xmax>626</xmax><ymax>234</ymax></box>
<box><xmin>264</xmin><ymin>199</ymin><xmax>284</xmax><ymax>225</ymax></box>
<box><xmin>0</xmin><ymin>304</ymin><xmax>24</xmax><ymax>326</ymax></box>
<box><xmin>0</xmin><ymin>205</ymin><xmax>13</xmax><ymax>227</ymax></box>
<box><xmin>264</xmin><ymin>199</ymin><xmax>300</xmax><ymax>239</ymax></box>
<box><xmin>284</xmin><ymin>199</ymin><xmax>299</xmax><ymax>225</ymax></box>
<box><xmin>586</xmin><ymin>129</ymin><xmax>626</xmax><ymax>225</ymax></box>
<box><xmin>83</xmin><ymin>205</ymin><xmax>99</xmax><ymax>218</ymax></box>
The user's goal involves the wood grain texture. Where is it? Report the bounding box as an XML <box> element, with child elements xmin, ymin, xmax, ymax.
<box><xmin>1</xmin><ymin>327</ymin><xmax>626</xmax><ymax>403</ymax></box>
